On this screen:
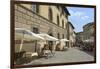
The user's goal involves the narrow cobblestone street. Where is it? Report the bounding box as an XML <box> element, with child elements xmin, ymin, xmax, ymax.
<box><xmin>24</xmin><ymin>48</ymin><xmax>94</xmax><ymax>65</ymax></box>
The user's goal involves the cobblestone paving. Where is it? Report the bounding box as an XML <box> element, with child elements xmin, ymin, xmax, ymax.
<box><xmin>24</xmin><ymin>48</ymin><xmax>94</xmax><ymax>65</ymax></box>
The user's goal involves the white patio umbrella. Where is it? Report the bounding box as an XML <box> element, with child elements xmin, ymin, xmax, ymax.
<box><xmin>15</xmin><ymin>28</ymin><xmax>44</xmax><ymax>51</ymax></box>
<box><xmin>60</xmin><ymin>39</ymin><xmax>69</xmax><ymax>42</ymax></box>
<box><xmin>85</xmin><ymin>40</ymin><xmax>89</xmax><ymax>42</ymax></box>
<box><xmin>37</xmin><ymin>33</ymin><xmax>58</xmax><ymax>41</ymax></box>
<box><xmin>37</xmin><ymin>33</ymin><xmax>58</xmax><ymax>52</ymax></box>
<box><xmin>84</xmin><ymin>39</ymin><xmax>94</xmax><ymax>42</ymax></box>
<box><xmin>60</xmin><ymin>39</ymin><xmax>69</xmax><ymax>48</ymax></box>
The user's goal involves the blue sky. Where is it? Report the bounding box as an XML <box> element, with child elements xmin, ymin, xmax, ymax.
<box><xmin>67</xmin><ymin>7</ymin><xmax>94</xmax><ymax>33</ymax></box>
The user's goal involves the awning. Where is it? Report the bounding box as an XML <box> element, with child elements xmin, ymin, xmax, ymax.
<box><xmin>37</xmin><ymin>33</ymin><xmax>58</xmax><ymax>41</ymax></box>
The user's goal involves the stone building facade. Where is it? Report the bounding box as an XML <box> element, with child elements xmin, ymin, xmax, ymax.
<box><xmin>83</xmin><ymin>22</ymin><xmax>94</xmax><ymax>41</ymax></box>
<box><xmin>67</xmin><ymin>22</ymin><xmax>76</xmax><ymax>47</ymax></box>
<box><xmin>76</xmin><ymin>32</ymin><xmax>83</xmax><ymax>42</ymax></box>
<box><xmin>14</xmin><ymin>3</ymin><xmax>75</xmax><ymax>52</ymax></box>
<box><xmin>76</xmin><ymin>23</ymin><xmax>94</xmax><ymax>42</ymax></box>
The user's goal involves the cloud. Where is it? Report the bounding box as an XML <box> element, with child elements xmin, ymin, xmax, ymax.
<box><xmin>71</xmin><ymin>11</ymin><xmax>84</xmax><ymax>17</ymax></box>
<box><xmin>81</xmin><ymin>15</ymin><xmax>89</xmax><ymax>20</ymax></box>
<box><xmin>69</xmin><ymin>10</ymin><xmax>84</xmax><ymax>17</ymax></box>
<box><xmin>69</xmin><ymin>10</ymin><xmax>90</xmax><ymax>20</ymax></box>
<box><xmin>74</xmin><ymin>12</ymin><xmax>84</xmax><ymax>18</ymax></box>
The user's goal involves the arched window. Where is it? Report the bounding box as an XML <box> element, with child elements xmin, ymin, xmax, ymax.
<box><xmin>62</xmin><ymin>34</ymin><xmax>64</xmax><ymax>39</ymax></box>
<box><xmin>32</xmin><ymin>5</ymin><xmax>36</xmax><ymax>12</ymax></box>
<box><xmin>48</xmin><ymin>8</ymin><xmax>53</xmax><ymax>21</ymax></box>
<box><xmin>36</xmin><ymin>5</ymin><xmax>39</xmax><ymax>13</ymax></box>
<box><xmin>32</xmin><ymin>5</ymin><xmax>39</xmax><ymax>13</ymax></box>
<box><xmin>62</xmin><ymin>20</ymin><xmax>64</xmax><ymax>28</ymax></box>
<box><xmin>57</xmin><ymin>15</ymin><xmax>59</xmax><ymax>26</ymax></box>
<box><xmin>57</xmin><ymin>33</ymin><xmax>60</xmax><ymax>39</ymax></box>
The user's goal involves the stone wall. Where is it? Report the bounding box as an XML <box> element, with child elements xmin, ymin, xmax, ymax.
<box><xmin>15</xmin><ymin>4</ymin><xmax>68</xmax><ymax>39</ymax></box>
<box><xmin>14</xmin><ymin>4</ymin><xmax>69</xmax><ymax>52</ymax></box>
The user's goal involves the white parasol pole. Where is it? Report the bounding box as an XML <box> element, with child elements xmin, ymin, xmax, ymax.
<box><xmin>19</xmin><ymin>38</ymin><xmax>24</xmax><ymax>52</ymax></box>
<box><xmin>19</xmin><ymin>31</ymin><xmax>24</xmax><ymax>52</ymax></box>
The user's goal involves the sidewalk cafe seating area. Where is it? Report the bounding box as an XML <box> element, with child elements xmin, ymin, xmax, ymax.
<box><xmin>14</xmin><ymin>28</ymin><xmax>59</xmax><ymax>64</ymax></box>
